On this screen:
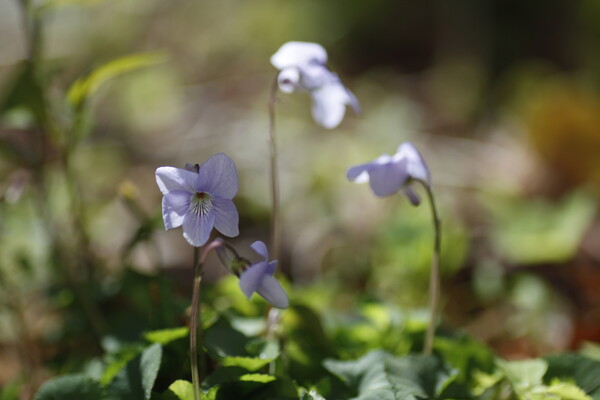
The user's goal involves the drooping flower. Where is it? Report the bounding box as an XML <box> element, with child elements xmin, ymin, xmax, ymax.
<box><xmin>270</xmin><ymin>41</ymin><xmax>360</xmax><ymax>129</ymax></box>
<box><xmin>238</xmin><ymin>241</ymin><xmax>289</xmax><ymax>309</ymax></box>
<box><xmin>155</xmin><ymin>153</ymin><xmax>239</xmax><ymax>247</ymax></box>
<box><xmin>346</xmin><ymin>142</ymin><xmax>430</xmax><ymax>205</ymax></box>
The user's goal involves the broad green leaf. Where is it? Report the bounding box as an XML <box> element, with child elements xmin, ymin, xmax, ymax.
<box><xmin>67</xmin><ymin>53</ymin><xmax>166</xmax><ymax>109</ymax></box>
<box><xmin>497</xmin><ymin>358</ymin><xmax>547</xmax><ymax>391</ymax></box>
<box><xmin>101</xmin><ymin>345</ymin><xmax>144</xmax><ymax>385</ymax></box>
<box><xmin>203</xmin><ymin>367</ymin><xmax>248</xmax><ymax>389</ymax></box>
<box><xmin>220</xmin><ymin>356</ymin><xmax>272</xmax><ymax>371</ymax></box>
<box><xmin>144</xmin><ymin>327</ymin><xmax>189</xmax><ymax>345</ymax></box>
<box><xmin>324</xmin><ymin>350</ymin><xmax>456</xmax><ymax>400</ymax></box>
<box><xmin>544</xmin><ymin>380</ymin><xmax>593</xmax><ymax>400</ymax></box>
<box><xmin>435</xmin><ymin>335</ymin><xmax>495</xmax><ymax>387</ymax></box>
<box><xmin>545</xmin><ymin>354</ymin><xmax>600</xmax><ymax>399</ymax></box>
<box><xmin>204</xmin><ymin>317</ymin><xmax>250</xmax><ymax>359</ymax></box>
<box><xmin>167</xmin><ymin>380</ymin><xmax>194</xmax><ymax>400</ymax></box>
<box><xmin>106</xmin><ymin>343</ymin><xmax>162</xmax><ymax>400</ymax></box>
<box><xmin>34</xmin><ymin>375</ymin><xmax>104</xmax><ymax>400</ymax></box>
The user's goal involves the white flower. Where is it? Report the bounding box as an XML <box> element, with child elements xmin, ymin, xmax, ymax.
<box><xmin>270</xmin><ymin>41</ymin><xmax>360</xmax><ymax>129</ymax></box>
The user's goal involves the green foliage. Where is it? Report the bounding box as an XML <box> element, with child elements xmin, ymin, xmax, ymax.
<box><xmin>34</xmin><ymin>375</ymin><xmax>104</xmax><ymax>400</ymax></box>
<box><xmin>106</xmin><ymin>343</ymin><xmax>162</xmax><ymax>400</ymax></box>
<box><xmin>144</xmin><ymin>327</ymin><xmax>189</xmax><ymax>345</ymax></box>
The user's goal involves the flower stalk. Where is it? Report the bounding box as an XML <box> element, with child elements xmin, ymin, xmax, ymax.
<box><xmin>190</xmin><ymin>240</ymin><xmax>223</xmax><ymax>400</ymax></box>
<box><xmin>268</xmin><ymin>75</ymin><xmax>281</xmax><ymax>261</ymax></box>
<box><xmin>421</xmin><ymin>182</ymin><xmax>441</xmax><ymax>356</ymax></box>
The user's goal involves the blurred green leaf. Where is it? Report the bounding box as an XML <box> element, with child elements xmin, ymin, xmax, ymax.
<box><xmin>497</xmin><ymin>358</ymin><xmax>547</xmax><ymax>392</ymax></box>
<box><xmin>144</xmin><ymin>327</ymin><xmax>189</xmax><ymax>345</ymax></box>
<box><xmin>324</xmin><ymin>350</ymin><xmax>457</xmax><ymax>400</ymax></box>
<box><xmin>106</xmin><ymin>343</ymin><xmax>162</xmax><ymax>400</ymax></box>
<box><xmin>34</xmin><ymin>375</ymin><xmax>104</xmax><ymax>400</ymax></box>
<box><xmin>485</xmin><ymin>191</ymin><xmax>596</xmax><ymax>264</ymax></box>
<box><xmin>67</xmin><ymin>53</ymin><xmax>166</xmax><ymax>110</ymax></box>
<box><xmin>545</xmin><ymin>354</ymin><xmax>600</xmax><ymax>399</ymax></box>
<box><xmin>101</xmin><ymin>344</ymin><xmax>144</xmax><ymax>385</ymax></box>
<box><xmin>165</xmin><ymin>380</ymin><xmax>194</xmax><ymax>400</ymax></box>
<box><xmin>1</xmin><ymin>62</ymin><xmax>47</xmax><ymax>126</ymax></box>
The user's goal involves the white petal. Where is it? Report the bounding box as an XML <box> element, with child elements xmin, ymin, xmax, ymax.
<box><xmin>162</xmin><ymin>190</ymin><xmax>190</xmax><ymax>229</ymax></box>
<box><xmin>396</xmin><ymin>143</ymin><xmax>431</xmax><ymax>184</ymax></box>
<box><xmin>155</xmin><ymin>167</ymin><xmax>197</xmax><ymax>195</ymax></box>
<box><xmin>310</xmin><ymin>82</ymin><xmax>351</xmax><ymax>129</ymax></box>
<box><xmin>182</xmin><ymin>210</ymin><xmax>215</xmax><ymax>247</ymax></box>
<box><xmin>197</xmin><ymin>153</ymin><xmax>238</xmax><ymax>199</ymax></box>
<box><xmin>270</xmin><ymin>41</ymin><xmax>327</xmax><ymax>70</ymax></box>
<box><xmin>277</xmin><ymin>68</ymin><xmax>300</xmax><ymax>93</ymax></box>
<box><xmin>212</xmin><ymin>197</ymin><xmax>239</xmax><ymax>238</ymax></box>
<box><xmin>347</xmin><ymin>162</ymin><xmax>373</xmax><ymax>182</ymax></box>
<box><xmin>250</xmin><ymin>241</ymin><xmax>269</xmax><ymax>260</ymax></box>
<box><xmin>257</xmin><ymin>275</ymin><xmax>289</xmax><ymax>309</ymax></box>
<box><xmin>239</xmin><ymin>261</ymin><xmax>269</xmax><ymax>298</ymax></box>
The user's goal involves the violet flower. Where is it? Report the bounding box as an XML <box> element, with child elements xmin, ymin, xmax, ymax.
<box><xmin>155</xmin><ymin>153</ymin><xmax>239</xmax><ymax>247</ymax></box>
<box><xmin>270</xmin><ymin>41</ymin><xmax>360</xmax><ymax>129</ymax></box>
<box><xmin>346</xmin><ymin>142</ymin><xmax>430</xmax><ymax>205</ymax></box>
<box><xmin>239</xmin><ymin>241</ymin><xmax>289</xmax><ymax>309</ymax></box>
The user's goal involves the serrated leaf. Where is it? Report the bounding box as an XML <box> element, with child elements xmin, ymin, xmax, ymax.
<box><xmin>324</xmin><ymin>350</ymin><xmax>456</xmax><ymax>400</ymax></box>
<box><xmin>67</xmin><ymin>53</ymin><xmax>166</xmax><ymax>109</ymax></box>
<box><xmin>106</xmin><ymin>343</ymin><xmax>162</xmax><ymax>400</ymax></box>
<box><xmin>545</xmin><ymin>380</ymin><xmax>593</xmax><ymax>400</ymax></box>
<box><xmin>144</xmin><ymin>327</ymin><xmax>189</xmax><ymax>345</ymax></box>
<box><xmin>34</xmin><ymin>375</ymin><xmax>104</xmax><ymax>400</ymax></box>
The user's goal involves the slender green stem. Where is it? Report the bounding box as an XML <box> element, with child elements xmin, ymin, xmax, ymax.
<box><xmin>268</xmin><ymin>76</ymin><xmax>281</xmax><ymax>261</ymax></box>
<box><xmin>421</xmin><ymin>182</ymin><xmax>441</xmax><ymax>356</ymax></box>
<box><xmin>190</xmin><ymin>240</ymin><xmax>224</xmax><ymax>400</ymax></box>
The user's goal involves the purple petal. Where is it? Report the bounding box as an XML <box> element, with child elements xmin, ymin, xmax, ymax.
<box><xmin>310</xmin><ymin>82</ymin><xmax>349</xmax><ymax>129</ymax></box>
<box><xmin>346</xmin><ymin>88</ymin><xmax>361</xmax><ymax>115</ymax></box>
<box><xmin>155</xmin><ymin>167</ymin><xmax>197</xmax><ymax>195</ymax></box>
<box><xmin>162</xmin><ymin>190</ymin><xmax>190</xmax><ymax>229</ymax></box>
<box><xmin>270</xmin><ymin>41</ymin><xmax>327</xmax><ymax>70</ymax></box>
<box><xmin>257</xmin><ymin>276</ymin><xmax>289</xmax><ymax>309</ymax></box>
<box><xmin>197</xmin><ymin>153</ymin><xmax>238</xmax><ymax>199</ymax></box>
<box><xmin>368</xmin><ymin>158</ymin><xmax>409</xmax><ymax>197</ymax></box>
<box><xmin>182</xmin><ymin>209</ymin><xmax>215</xmax><ymax>247</ymax></box>
<box><xmin>266</xmin><ymin>260</ymin><xmax>278</xmax><ymax>276</ymax></box>
<box><xmin>403</xmin><ymin>186</ymin><xmax>421</xmax><ymax>206</ymax></box>
<box><xmin>347</xmin><ymin>162</ymin><xmax>373</xmax><ymax>183</ymax></box>
<box><xmin>250</xmin><ymin>241</ymin><xmax>269</xmax><ymax>261</ymax></box>
<box><xmin>212</xmin><ymin>197</ymin><xmax>239</xmax><ymax>238</ymax></box>
<box><xmin>396</xmin><ymin>143</ymin><xmax>431</xmax><ymax>184</ymax></box>
<box><xmin>239</xmin><ymin>261</ymin><xmax>269</xmax><ymax>298</ymax></box>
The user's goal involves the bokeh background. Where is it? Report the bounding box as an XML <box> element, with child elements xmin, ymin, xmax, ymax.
<box><xmin>1</xmin><ymin>0</ymin><xmax>600</xmax><ymax>395</ymax></box>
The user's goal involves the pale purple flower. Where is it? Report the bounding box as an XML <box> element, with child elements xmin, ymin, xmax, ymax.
<box><xmin>270</xmin><ymin>41</ymin><xmax>360</xmax><ymax>129</ymax></box>
<box><xmin>239</xmin><ymin>241</ymin><xmax>289</xmax><ymax>309</ymax></box>
<box><xmin>155</xmin><ymin>153</ymin><xmax>239</xmax><ymax>247</ymax></box>
<box><xmin>346</xmin><ymin>142</ymin><xmax>430</xmax><ymax>205</ymax></box>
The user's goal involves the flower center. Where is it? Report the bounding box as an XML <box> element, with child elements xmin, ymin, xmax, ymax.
<box><xmin>189</xmin><ymin>192</ymin><xmax>213</xmax><ymax>216</ymax></box>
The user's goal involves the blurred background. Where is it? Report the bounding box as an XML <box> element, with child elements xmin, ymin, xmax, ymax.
<box><xmin>1</xmin><ymin>0</ymin><xmax>600</xmax><ymax>395</ymax></box>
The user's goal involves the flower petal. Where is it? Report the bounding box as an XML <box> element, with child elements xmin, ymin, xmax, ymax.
<box><xmin>239</xmin><ymin>261</ymin><xmax>269</xmax><ymax>298</ymax></box>
<box><xmin>270</xmin><ymin>41</ymin><xmax>327</xmax><ymax>70</ymax></box>
<box><xmin>250</xmin><ymin>241</ymin><xmax>269</xmax><ymax>260</ymax></box>
<box><xmin>257</xmin><ymin>275</ymin><xmax>289</xmax><ymax>309</ymax></box>
<box><xmin>403</xmin><ymin>186</ymin><xmax>421</xmax><ymax>206</ymax></box>
<box><xmin>367</xmin><ymin>158</ymin><xmax>409</xmax><ymax>197</ymax></box>
<box><xmin>277</xmin><ymin>68</ymin><xmax>301</xmax><ymax>93</ymax></box>
<box><xmin>396</xmin><ymin>142</ymin><xmax>431</xmax><ymax>184</ymax></box>
<box><xmin>266</xmin><ymin>260</ymin><xmax>278</xmax><ymax>276</ymax></box>
<box><xmin>310</xmin><ymin>81</ymin><xmax>353</xmax><ymax>129</ymax></box>
<box><xmin>162</xmin><ymin>190</ymin><xmax>190</xmax><ymax>229</ymax></box>
<box><xmin>155</xmin><ymin>167</ymin><xmax>197</xmax><ymax>195</ymax></box>
<box><xmin>197</xmin><ymin>153</ymin><xmax>238</xmax><ymax>199</ymax></box>
<box><xmin>347</xmin><ymin>162</ymin><xmax>373</xmax><ymax>183</ymax></box>
<box><xmin>212</xmin><ymin>197</ymin><xmax>239</xmax><ymax>238</ymax></box>
<box><xmin>182</xmin><ymin>209</ymin><xmax>215</xmax><ymax>247</ymax></box>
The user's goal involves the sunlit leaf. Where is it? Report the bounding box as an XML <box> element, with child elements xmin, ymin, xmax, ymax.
<box><xmin>67</xmin><ymin>53</ymin><xmax>166</xmax><ymax>109</ymax></box>
<box><xmin>144</xmin><ymin>327</ymin><xmax>189</xmax><ymax>345</ymax></box>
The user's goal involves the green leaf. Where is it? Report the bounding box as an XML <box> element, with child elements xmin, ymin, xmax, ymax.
<box><xmin>544</xmin><ymin>380</ymin><xmax>593</xmax><ymax>400</ymax></box>
<box><xmin>106</xmin><ymin>343</ymin><xmax>162</xmax><ymax>400</ymax></box>
<box><xmin>545</xmin><ymin>354</ymin><xmax>600</xmax><ymax>399</ymax></box>
<box><xmin>215</xmin><ymin>378</ymin><xmax>297</xmax><ymax>400</ymax></box>
<box><xmin>166</xmin><ymin>380</ymin><xmax>194</xmax><ymax>400</ymax></box>
<box><xmin>324</xmin><ymin>350</ymin><xmax>457</xmax><ymax>400</ymax></box>
<box><xmin>144</xmin><ymin>327</ymin><xmax>189</xmax><ymax>345</ymax></box>
<box><xmin>497</xmin><ymin>358</ymin><xmax>547</xmax><ymax>390</ymax></box>
<box><xmin>34</xmin><ymin>375</ymin><xmax>104</xmax><ymax>400</ymax></box>
<box><xmin>1</xmin><ymin>62</ymin><xmax>47</xmax><ymax>125</ymax></box>
<box><xmin>67</xmin><ymin>53</ymin><xmax>166</xmax><ymax>109</ymax></box>
<box><xmin>101</xmin><ymin>344</ymin><xmax>145</xmax><ymax>385</ymax></box>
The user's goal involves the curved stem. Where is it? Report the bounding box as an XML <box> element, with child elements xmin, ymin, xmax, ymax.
<box><xmin>190</xmin><ymin>240</ymin><xmax>224</xmax><ymax>400</ymax></box>
<box><xmin>420</xmin><ymin>182</ymin><xmax>441</xmax><ymax>355</ymax></box>
<box><xmin>268</xmin><ymin>76</ymin><xmax>281</xmax><ymax>261</ymax></box>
